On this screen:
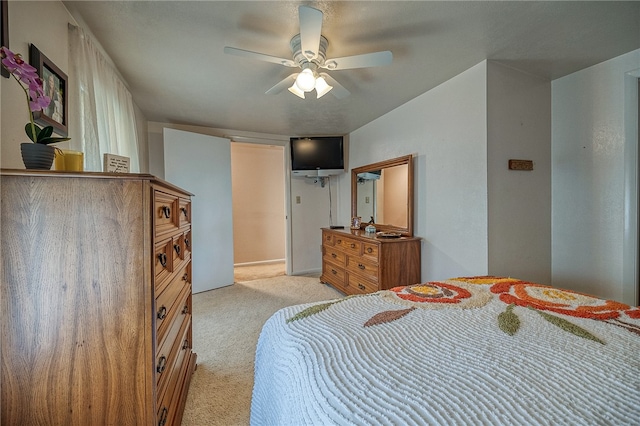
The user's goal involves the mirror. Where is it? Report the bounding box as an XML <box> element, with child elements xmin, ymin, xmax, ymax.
<box><xmin>351</xmin><ymin>154</ymin><xmax>414</xmax><ymax>236</ymax></box>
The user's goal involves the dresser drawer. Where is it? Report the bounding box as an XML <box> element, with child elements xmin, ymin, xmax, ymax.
<box><xmin>172</xmin><ymin>233</ymin><xmax>186</xmax><ymax>263</ymax></box>
<box><xmin>323</xmin><ymin>246</ymin><xmax>346</xmax><ymax>266</ymax></box>
<box><xmin>183</xmin><ymin>229</ymin><xmax>192</xmax><ymax>258</ymax></box>
<box><xmin>362</xmin><ymin>242</ymin><xmax>379</xmax><ymax>261</ymax></box>
<box><xmin>155</xmin><ymin>238</ymin><xmax>174</xmax><ymax>288</ymax></box>
<box><xmin>336</xmin><ymin>236</ymin><xmax>362</xmax><ymax>255</ymax></box>
<box><xmin>156</xmin><ymin>262</ymin><xmax>191</xmax><ymax>346</ymax></box>
<box><xmin>156</xmin><ymin>322</ymin><xmax>192</xmax><ymax>426</ymax></box>
<box><xmin>321</xmin><ymin>261</ymin><xmax>346</xmax><ymax>290</ymax></box>
<box><xmin>156</xmin><ymin>286</ymin><xmax>191</xmax><ymax>394</ymax></box>
<box><xmin>155</xmin><ymin>191</ymin><xmax>178</xmax><ymax>237</ymax></box>
<box><xmin>346</xmin><ymin>273</ymin><xmax>378</xmax><ymax>294</ymax></box>
<box><xmin>323</xmin><ymin>231</ymin><xmax>336</xmax><ymax>246</ymax></box>
<box><xmin>178</xmin><ymin>198</ymin><xmax>191</xmax><ymax>227</ymax></box>
<box><xmin>346</xmin><ymin>256</ymin><xmax>378</xmax><ymax>281</ymax></box>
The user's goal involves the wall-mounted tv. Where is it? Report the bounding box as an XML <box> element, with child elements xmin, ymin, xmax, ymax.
<box><xmin>290</xmin><ymin>136</ymin><xmax>345</xmax><ymax>177</ymax></box>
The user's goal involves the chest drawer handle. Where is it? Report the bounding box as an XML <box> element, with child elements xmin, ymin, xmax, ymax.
<box><xmin>182</xmin><ymin>339</ymin><xmax>190</xmax><ymax>350</ymax></box>
<box><xmin>358</xmin><ymin>284</ymin><xmax>366</xmax><ymax>291</ymax></box>
<box><xmin>366</xmin><ymin>247</ymin><xmax>373</xmax><ymax>254</ymax></box>
<box><xmin>174</xmin><ymin>244</ymin><xmax>181</xmax><ymax>256</ymax></box>
<box><xmin>185</xmin><ymin>238</ymin><xmax>190</xmax><ymax>249</ymax></box>
<box><xmin>331</xmin><ymin>253</ymin><xmax>337</xmax><ymax>258</ymax></box>
<box><xmin>182</xmin><ymin>273</ymin><xmax>189</xmax><ymax>281</ymax></box>
<box><xmin>158</xmin><ymin>407</ymin><xmax>168</xmax><ymax>426</ymax></box>
<box><xmin>336</xmin><ymin>239</ymin><xmax>342</xmax><ymax>244</ymax></box>
<box><xmin>157</xmin><ymin>306</ymin><xmax>167</xmax><ymax>320</ymax></box>
<box><xmin>358</xmin><ymin>264</ymin><xmax>366</xmax><ymax>270</ymax></box>
<box><xmin>182</xmin><ymin>305</ymin><xmax>189</xmax><ymax>315</ymax></box>
<box><xmin>331</xmin><ymin>269</ymin><xmax>338</xmax><ymax>275</ymax></box>
<box><xmin>156</xmin><ymin>356</ymin><xmax>167</xmax><ymax>373</ymax></box>
<box><xmin>157</xmin><ymin>253</ymin><xmax>167</xmax><ymax>268</ymax></box>
<box><xmin>181</xmin><ymin>207</ymin><xmax>188</xmax><ymax>217</ymax></box>
<box><xmin>161</xmin><ymin>205</ymin><xmax>171</xmax><ymax>219</ymax></box>
<box><xmin>350</xmin><ymin>243</ymin><xmax>356</xmax><ymax>248</ymax></box>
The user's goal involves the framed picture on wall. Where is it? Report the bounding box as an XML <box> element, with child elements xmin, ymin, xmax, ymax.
<box><xmin>1</xmin><ymin>0</ymin><xmax>8</xmax><ymax>78</ymax></box>
<box><xmin>29</xmin><ymin>44</ymin><xmax>68</xmax><ymax>137</ymax></box>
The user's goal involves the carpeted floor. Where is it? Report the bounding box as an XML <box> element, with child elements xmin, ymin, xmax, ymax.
<box><xmin>234</xmin><ymin>261</ymin><xmax>285</xmax><ymax>282</ymax></box>
<box><xmin>180</xmin><ymin>273</ymin><xmax>343</xmax><ymax>426</ymax></box>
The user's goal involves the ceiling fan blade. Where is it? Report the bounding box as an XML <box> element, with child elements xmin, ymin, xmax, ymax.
<box><xmin>224</xmin><ymin>46</ymin><xmax>296</xmax><ymax>67</ymax></box>
<box><xmin>298</xmin><ymin>6</ymin><xmax>323</xmax><ymax>61</ymax></box>
<box><xmin>321</xmin><ymin>51</ymin><xmax>392</xmax><ymax>70</ymax></box>
<box><xmin>319</xmin><ymin>73</ymin><xmax>350</xmax><ymax>99</ymax></box>
<box><xmin>265</xmin><ymin>74</ymin><xmax>298</xmax><ymax>95</ymax></box>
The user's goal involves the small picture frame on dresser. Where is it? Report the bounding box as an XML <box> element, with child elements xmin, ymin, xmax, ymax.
<box><xmin>350</xmin><ymin>216</ymin><xmax>361</xmax><ymax>229</ymax></box>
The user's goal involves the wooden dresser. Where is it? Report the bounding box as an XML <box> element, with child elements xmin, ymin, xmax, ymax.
<box><xmin>1</xmin><ymin>170</ymin><xmax>197</xmax><ymax>426</ymax></box>
<box><xmin>320</xmin><ymin>228</ymin><xmax>421</xmax><ymax>295</ymax></box>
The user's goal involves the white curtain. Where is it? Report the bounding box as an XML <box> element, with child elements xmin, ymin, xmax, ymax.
<box><xmin>68</xmin><ymin>25</ymin><xmax>140</xmax><ymax>172</ymax></box>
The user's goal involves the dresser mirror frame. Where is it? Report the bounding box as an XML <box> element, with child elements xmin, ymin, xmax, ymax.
<box><xmin>351</xmin><ymin>154</ymin><xmax>414</xmax><ymax>236</ymax></box>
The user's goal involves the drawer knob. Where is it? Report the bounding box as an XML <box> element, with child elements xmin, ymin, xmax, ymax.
<box><xmin>331</xmin><ymin>253</ymin><xmax>337</xmax><ymax>258</ymax></box>
<box><xmin>158</xmin><ymin>407</ymin><xmax>168</xmax><ymax>426</ymax></box>
<box><xmin>331</xmin><ymin>269</ymin><xmax>338</xmax><ymax>275</ymax></box>
<box><xmin>157</xmin><ymin>253</ymin><xmax>167</xmax><ymax>268</ymax></box>
<box><xmin>185</xmin><ymin>238</ymin><xmax>190</xmax><ymax>249</ymax></box>
<box><xmin>157</xmin><ymin>306</ymin><xmax>167</xmax><ymax>320</ymax></box>
<box><xmin>182</xmin><ymin>339</ymin><xmax>190</xmax><ymax>350</ymax></box>
<box><xmin>337</xmin><ymin>239</ymin><xmax>342</xmax><ymax>244</ymax></box>
<box><xmin>181</xmin><ymin>207</ymin><xmax>188</xmax><ymax>217</ymax></box>
<box><xmin>366</xmin><ymin>247</ymin><xmax>373</xmax><ymax>254</ymax></box>
<box><xmin>358</xmin><ymin>264</ymin><xmax>365</xmax><ymax>270</ymax></box>
<box><xmin>351</xmin><ymin>243</ymin><xmax>356</xmax><ymax>248</ymax></box>
<box><xmin>358</xmin><ymin>284</ymin><xmax>366</xmax><ymax>290</ymax></box>
<box><xmin>156</xmin><ymin>355</ymin><xmax>167</xmax><ymax>373</ymax></box>
<box><xmin>174</xmin><ymin>244</ymin><xmax>181</xmax><ymax>256</ymax></box>
<box><xmin>161</xmin><ymin>205</ymin><xmax>171</xmax><ymax>219</ymax></box>
<box><xmin>182</xmin><ymin>273</ymin><xmax>189</xmax><ymax>281</ymax></box>
<box><xmin>182</xmin><ymin>305</ymin><xmax>189</xmax><ymax>315</ymax></box>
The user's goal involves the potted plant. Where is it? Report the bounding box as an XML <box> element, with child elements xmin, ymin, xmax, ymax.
<box><xmin>1</xmin><ymin>46</ymin><xmax>69</xmax><ymax>169</ymax></box>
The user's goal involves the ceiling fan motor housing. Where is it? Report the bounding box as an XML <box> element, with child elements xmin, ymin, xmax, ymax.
<box><xmin>290</xmin><ymin>33</ymin><xmax>328</xmax><ymax>72</ymax></box>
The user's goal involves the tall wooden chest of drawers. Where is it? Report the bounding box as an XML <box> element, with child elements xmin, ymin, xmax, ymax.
<box><xmin>320</xmin><ymin>228</ymin><xmax>421</xmax><ymax>295</ymax></box>
<box><xmin>1</xmin><ymin>170</ymin><xmax>197</xmax><ymax>426</ymax></box>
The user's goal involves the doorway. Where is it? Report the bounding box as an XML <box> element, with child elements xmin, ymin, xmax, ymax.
<box><xmin>230</xmin><ymin>142</ymin><xmax>287</xmax><ymax>282</ymax></box>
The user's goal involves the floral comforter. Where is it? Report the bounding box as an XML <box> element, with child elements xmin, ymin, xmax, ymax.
<box><xmin>250</xmin><ymin>276</ymin><xmax>640</xmax><ymax>425</ymax></box>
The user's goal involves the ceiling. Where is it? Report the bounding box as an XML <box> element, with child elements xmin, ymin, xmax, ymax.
<box><xmin>62</xmin><ymin>1</ymin><xmax>639</xmax><ymax>138</ymax></box>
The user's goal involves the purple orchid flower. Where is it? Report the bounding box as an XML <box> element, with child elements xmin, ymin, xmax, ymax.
<box><xmin>1</xmin><ymin>46</ymin><xmax>69</xmax><ymax>145</ymax></box>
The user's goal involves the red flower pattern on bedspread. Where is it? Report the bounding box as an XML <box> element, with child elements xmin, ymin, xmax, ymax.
<box><xmin>286</xmin><ymin>276</ymin><xmax>640</xmax><ymax>342</ymax></box>
<box><xmin>389</xmin><ymin>282</ymin><xmax>472</xmax><ymax>303</ymax></box>
<box><xmin>489</xmin><ymin>280</ymin><xmax>629</xmax><ymax>320</ymax></box>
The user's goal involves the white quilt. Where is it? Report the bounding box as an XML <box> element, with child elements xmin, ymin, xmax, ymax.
<box><xmin>250</xmin><ymin>276</ymin><xmax>640</xmax><ymax>425</ymax></box>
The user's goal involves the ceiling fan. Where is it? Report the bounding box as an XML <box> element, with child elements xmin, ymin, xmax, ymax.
<box><xmin>224</xmin><ymin>5</ymin><xmax>392</xmax><ymax>99</ymax></box>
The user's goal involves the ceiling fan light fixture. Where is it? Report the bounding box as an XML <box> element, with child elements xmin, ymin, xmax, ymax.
<box><xmin>288</xmin><ymin>83</ymin><xmax>306</xmax><ymax>99</ymax></box>
<box><xmin>295</xmin><ymin>68</ymin><xmax>316</xmax><ymax>92</ymax></box>
<box><xmin>315</xmin><ymin>76</ymin><xmax>333</xmax><ymax>98</ymax></box>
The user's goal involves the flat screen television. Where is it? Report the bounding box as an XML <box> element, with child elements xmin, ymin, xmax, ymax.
<box><xmin>290</xmin><ymin>136</ymin><xmax>345</xmax><ymax>177</ymax></box>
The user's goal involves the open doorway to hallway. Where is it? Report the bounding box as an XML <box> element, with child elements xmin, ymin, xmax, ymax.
<box><xmin>230</xmin><ymin>142</ymin><xmax>287</xmax><ymax>282</ymax></box>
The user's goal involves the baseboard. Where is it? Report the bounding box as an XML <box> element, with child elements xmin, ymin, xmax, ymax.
<box><xmin>234</xmin><ymin>259</ymin><xmax>285</xmax><ymax>267</ymax></box>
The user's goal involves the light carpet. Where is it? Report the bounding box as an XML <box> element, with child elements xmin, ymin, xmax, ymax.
<box><xmin>180</xmin><ymin>274</ymin><xmax>343</xmax><ymax>426</ymax></box>
<box><xmin>234</xmin><ymin>262</ymin><xmax>285</xmax><ymax>282</ymax></box>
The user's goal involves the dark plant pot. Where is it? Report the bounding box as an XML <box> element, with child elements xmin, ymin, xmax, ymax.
<box><xmin>21</xmin><ymin>143</ymin><xmax>55</xmax><ymax>170</ymax></box>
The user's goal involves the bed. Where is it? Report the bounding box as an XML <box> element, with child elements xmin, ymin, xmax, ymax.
<box><xmin>250</xmin><ymin>276</ymin><xmax>640</xmax><ymax>425</ymax></box>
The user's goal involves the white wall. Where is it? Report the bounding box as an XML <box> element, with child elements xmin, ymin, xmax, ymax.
<box><xmin>552</xmin><ymin>49</ymin><xmax>640</xmax><ymax>303</ymax></box>
<box><xmin>487</xmin><ymin>62</ymin><xmax>552</xmax><ymax>283</ymax></box>
<box><xmin>289</xmin><ymin>173</ymin><xmax>343</xmax><ymax>275</ymax></box>
<box><xmin>348</xmin><ymin>62</ymin><xmax>489</xmax><ymax>281</ymax></box>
